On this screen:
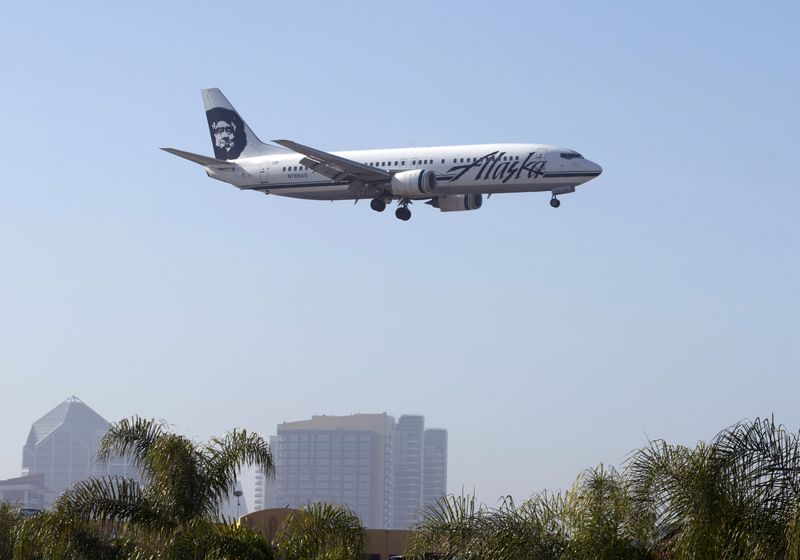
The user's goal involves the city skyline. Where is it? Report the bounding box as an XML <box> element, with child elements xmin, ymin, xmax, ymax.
<box><xmin>2</xmin><ymin>397</ymin><xmax>448</xmax><ymax>522</ymax></box>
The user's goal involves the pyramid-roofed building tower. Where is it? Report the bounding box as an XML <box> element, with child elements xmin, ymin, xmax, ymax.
<box><xmin>21</xmin><ymin>396</ymin><xmax>138</xmax><ymax>507</ymax></box>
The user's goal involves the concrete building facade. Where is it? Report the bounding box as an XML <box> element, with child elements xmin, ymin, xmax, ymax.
<box><xmin>391</xmin><ymin>415</ymin><xmax>424</xmax><ymax>529</ymax></box>
<box><xmin>422</xmin><ymin>428</ymin><xmax>448</xmax><ymax>510</ymax></box>
<box><xmin>0</xmin><ymin>473</ymin><xmax>50</xmax><ymax>510</ymax></box>
<box><xmin>263</xmin><ymin>413</ymin><xmax>447</xmax><ymax>529</ymax></box>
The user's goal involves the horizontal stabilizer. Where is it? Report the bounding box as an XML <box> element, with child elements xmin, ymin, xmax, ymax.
<box><xmin>161</xmin><ymin>147</ymin><xmax>232</xmax><ymax>167</ymax></box>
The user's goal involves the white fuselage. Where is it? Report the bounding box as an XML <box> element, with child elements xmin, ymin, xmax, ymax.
<box><xmin>207</xmin><ymin>143</ymin><xmax>602</xmax><ymax>201</ymax></box>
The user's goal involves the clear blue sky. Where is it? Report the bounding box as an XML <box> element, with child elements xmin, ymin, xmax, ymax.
<box><xmin>1</xmin><ymin>0</ymin><xmax>798</xmax><ymax>506</ymax></box>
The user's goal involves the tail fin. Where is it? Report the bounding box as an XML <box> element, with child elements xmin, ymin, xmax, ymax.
<box><xmin>202</xmin><ymin>88</ymin><xmax>290</xmax><ymax>160</ymax></box>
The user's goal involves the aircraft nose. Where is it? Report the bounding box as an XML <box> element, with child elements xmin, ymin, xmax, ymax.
<box><xmin>589</xmin><ymin>160</ymin><xmax>603</xmax><ymax>176</ymax></box>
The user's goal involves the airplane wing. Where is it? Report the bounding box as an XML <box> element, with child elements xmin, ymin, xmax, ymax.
<box><xmin>272</xmin><ymin>139</ymin><xmax>390</xmax><ymax>184</ymax></box>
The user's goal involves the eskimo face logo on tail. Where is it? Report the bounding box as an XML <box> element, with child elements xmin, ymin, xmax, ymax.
<box><xmin>206</xmin><ymin>108</ymin><xmax>246</xmax><ymax>160</ymax></box>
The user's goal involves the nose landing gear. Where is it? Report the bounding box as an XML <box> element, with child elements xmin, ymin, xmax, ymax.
<box><xmin>550</xmin><ymin>195</ymin><xmax>561</xmax><ymax>208</ymax></box>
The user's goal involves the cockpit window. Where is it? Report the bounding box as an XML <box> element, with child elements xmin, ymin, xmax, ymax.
<box><xmin>560</xmin><ymin>152</ymin><xmax>583</xmax><ymax>160</ymax></box>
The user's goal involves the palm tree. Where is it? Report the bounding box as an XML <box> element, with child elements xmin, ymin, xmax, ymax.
<box><xmin>411</xmin><ymin>470</ymin><xmax>652</xmax><ymax>560</ymax></box>
<box><xmin>627</xmin><ymin>416</ymin><xmax>800</xmax><ymax>559</ymax></box>
<box><xmin>15</xmin><ymin>416</ymin><xmax>274</xmax><ymax>560</ymax></box>
<box><xmin>272</xmin><ymin>502</ymin><xmax>365</xmax><ymax>560</ymax></box>
<box><xmin>559</xmin><ymin>465</ymin><xmax>653</xmax><ymax>560</ymax></box>
<box><xmin>479</xmin><ymin>493</ymin><xmax>568</xmax><ymax>560</ymax></box>
<box><xmin>0</xmin><ymin>503</ymin><xmax>19</xmax><ymax>560</ymax></box>
<box><xmin>407</xmin><ymin>493</ymin><xmax>488</xmax><ymax>560</ymax></box>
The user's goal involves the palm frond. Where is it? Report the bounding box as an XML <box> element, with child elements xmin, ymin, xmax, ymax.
<box><xmin>97</xmin><ymin>416</ymin><xmax>168</xmax><ymax>473</ymax></box>
<box><xmin>53</xmin><ymin>475</ymin><xmax>166</xmax><ymax>532</ymax></box>
<box><xmin>0</xmin><ymin>502</ymin><xmax>19</xmax><ymax>560</ymax></box>
<box><xmin>274</xmin><ymin>502</ymin><xmax>365</xmax><ymax>560</ymax></box>
<box><xmin>142</xmin><ymin>433</ymin><xmax>212</xmax><ymax>522</ymax></box>
<box><xmin>408</xmin><ymin>493</ymin><xmax>487</xmax><ymax>560</ymax></box>
<box><xmin>203</xmin><ymin>429</ymin><xmax>274</xmax><ymax>507</ymax></box>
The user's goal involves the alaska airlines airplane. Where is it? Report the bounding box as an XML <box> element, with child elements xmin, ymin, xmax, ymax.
<box><xmin>164</xmin><ymin>89</ymin><xmax>602</xmax><ymax>221</ymax></box>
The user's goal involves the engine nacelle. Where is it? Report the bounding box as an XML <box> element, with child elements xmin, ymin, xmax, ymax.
<box><xmin>390</xmin><ymin>169</ymin><xmax>437</xmax><ymax>196</ymax></box>
<box><xmin>435</xmin><ymin>194</ymin><xmax>483</xmax><ymax>212</ymax></box>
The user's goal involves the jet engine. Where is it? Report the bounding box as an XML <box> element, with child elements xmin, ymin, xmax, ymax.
<box><xmin>433</xmin><ymin>194</ymin><xmax>483</xmax><ymax>212</ymax></box>
<box><xmin>390</xmin><ymin>169</ymin><xmax>437</xmax><ymax>196</ymax></box>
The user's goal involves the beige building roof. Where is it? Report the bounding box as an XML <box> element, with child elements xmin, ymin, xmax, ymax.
<box><xmin>240</xmin><ymin>508</ymin><xmax>413</xmax><ymax>560</ymax></box>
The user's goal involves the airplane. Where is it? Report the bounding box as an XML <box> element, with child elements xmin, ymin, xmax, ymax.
<box><xmin>163</xmin><ymin>89</ymin><xmax>602</xmax><ymax>221</ymax></box>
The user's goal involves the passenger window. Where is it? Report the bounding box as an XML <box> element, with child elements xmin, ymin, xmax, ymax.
<box><xmin>282</xmin><ymin>167</ymin><xmax>286</xmax><ymax>171</ymax></box>
<box><xmin>441</xmin><ymin>159</ymin><xmax>445</xmax><ymax>164</ymax></box>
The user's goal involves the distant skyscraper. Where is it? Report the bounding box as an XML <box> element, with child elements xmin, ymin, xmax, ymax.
<box><xmin>422</xmin><ymin>428</ymin><xmax>448</xmax><ymax>509</ymax></box>
<box><xmin>392</xmin><ymin>415</ymin><xmax>424</xmax><ymax>529</ymax></box>
<box><xmin>263</xmin><ymin>413</ymin><xmax>447</xmax><ymax>529</ymax></box>
<box><xmin>254</xmin><ymin>435</ymin><xmax>277</xmax><ymax>511</ymax></box>
<box><xmin>271</xmin><ymin>414</ymin><xmax>395</xmax><ymax>529</ymax></box>
<box><xmin>21</xmin><ymin>396</ymin><xmax>137</xmax><ymax>507</ymax></box>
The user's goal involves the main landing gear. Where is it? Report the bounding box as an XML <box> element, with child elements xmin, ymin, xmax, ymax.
<box><xmin>550</xmin><ymin>195</ymin><xmax>561</xmax><ymax>208</ymax></box>
<box><xmin>371</xmin><ymin>197</ymin><xmax>411</xmax><ymax>220</ymax></box>
<box><xmin>395</xmin><ymin>206</ymin><xmax>411</xmax><ymax>221</ymax></box>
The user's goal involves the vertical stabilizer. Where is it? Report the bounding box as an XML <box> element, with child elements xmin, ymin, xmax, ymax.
<box><xmin>201</xmin><ymin>88</ymin><xmax>289</xmax><ymax>160</ymax></box>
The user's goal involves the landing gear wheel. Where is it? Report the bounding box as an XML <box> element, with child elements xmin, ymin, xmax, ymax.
<box><xmin>550</xmin><ymin>197</ymin><xmax>561</xmax><ymax>208</ymax></box>
<box><xmin>395</xmin><ymin>207</ymin><xmax>412</xmax><ymax>221</ymax></box>
<box><xmin>370</xmin><ymin>198</ymin><xmax>386</xmax><ymax>212</ymax></box>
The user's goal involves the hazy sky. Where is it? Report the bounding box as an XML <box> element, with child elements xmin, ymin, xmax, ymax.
<box><xmin>1</xmin><ymin>1</ymin><xmax>798</xmax><ymax>507</ymax></box>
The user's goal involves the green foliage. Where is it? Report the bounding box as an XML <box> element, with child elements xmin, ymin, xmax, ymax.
<box><xmin>411</xmin><ymin>417</ymin><xmax>800</xmax><ymax>560</ymax></box>
<box><xmin>273</xmin><ymin>502</ymin><xmax>365</xmax><ymax>560</ymax></box>
<box><xmin>560</xmin><ymin>466</ymin><xmax>652</xmax><ymax>560</ymax></box>
<box><xmin>13</xmin><ymin>509</ymin><xmax>123</xmax><ymax>560</ymax></box>
<box><xmin>13</xmin><ymin>416</ymin><xmax>274</xmax><ymax>560</ymax></box>
<box><xmin>0</xmin><ymin>503</ymin><xmax>19</xmax><ymax>560</ymax></box>
<box><xmin>407</xmin><ymin>493</ymin><xmax>487</xmax><ymax>560</ymax></box>
<box><xmin>628</xmin><ymin>416</ymin><xmax>800</xmax><ymax>559</ymax></box>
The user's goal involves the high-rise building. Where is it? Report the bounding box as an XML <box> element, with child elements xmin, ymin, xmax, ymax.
<box><xmin>263</xmin><ymin>413</ymin><xmax>447</xmax><ymax>529</ymax></box>
<box><xmin>391</xmin><ymin>415</ymin><xmax>424</xmax><ymax>529</ymax></box>
<box><xmin>21</xmin><ymin>396</ymin><xmax>138</xmax><ymax>507</ymax></box>
<box><xmin>254</xmin><ymin>435</ymin><xmax>277</xmax><ymax>511</ymax></box>
<box><xmin>271</xmin><ymin>414</ymin><xmax>395</xmax><ymax>529</ymax></box>
<box><xmin>422</xmin><ymin>428</ymin><xmax>448</xmax><ymax>510</ymax></box>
